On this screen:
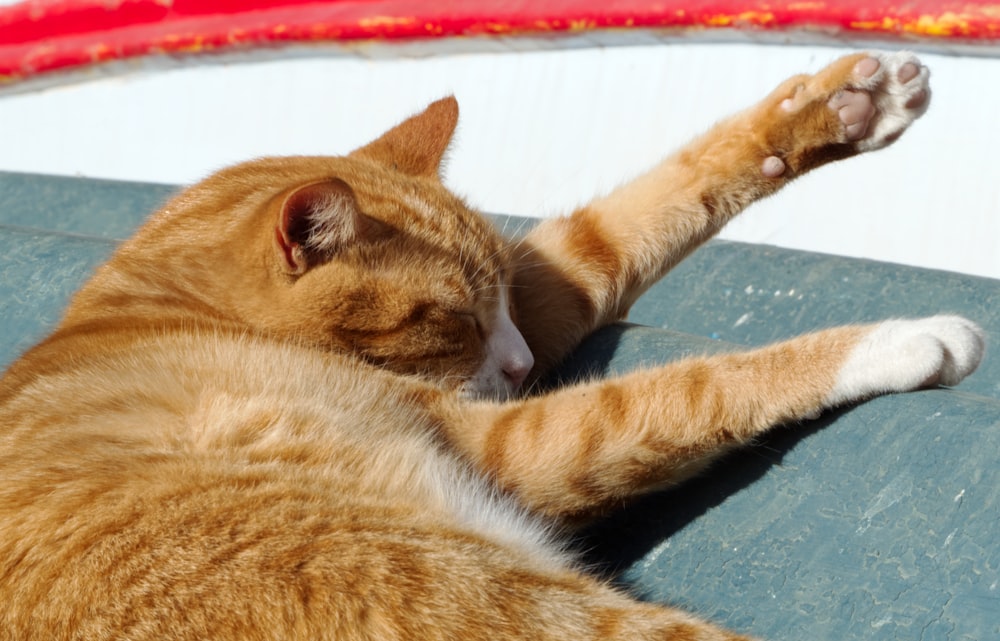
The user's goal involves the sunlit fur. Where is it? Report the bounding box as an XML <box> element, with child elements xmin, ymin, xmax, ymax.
<box><xmin>0</xmin><ymin>52</ymin><xmax>983</xmax><ymax>640</ymax></box>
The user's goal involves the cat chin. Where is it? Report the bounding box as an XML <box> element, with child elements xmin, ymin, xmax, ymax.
<box><xmin>458</xmin><ymin>379</ymin><xmax>517</xmax><ymax>403</ymax></box>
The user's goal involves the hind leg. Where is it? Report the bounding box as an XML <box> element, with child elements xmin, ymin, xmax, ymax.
<box><xmin>310</xmin><ymin>526</ymin><xmax>758</xmax><ymax>641</ymax></box>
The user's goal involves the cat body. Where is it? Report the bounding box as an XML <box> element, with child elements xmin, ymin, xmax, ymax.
<box><xmin>0</xmin><ymin>52</ymin><xmax>985</xmax><ymax>640</ymax></box>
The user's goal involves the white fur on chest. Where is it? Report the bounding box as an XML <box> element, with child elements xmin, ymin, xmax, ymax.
<box><xmin>411</xmin><ymin>444</ymin><xmax>573</xmax><ymax>567</ymax></box>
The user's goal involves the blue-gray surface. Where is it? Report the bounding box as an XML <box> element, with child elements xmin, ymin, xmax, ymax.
<box><xmin>1</xmin><ymin>172</ymin><xmax>996</xmax><ymax>640</ymax></box>
<box><xmin>566</xmin><ymin>327</ymin><xmax>999</xmax><ymax>640</ymax></box>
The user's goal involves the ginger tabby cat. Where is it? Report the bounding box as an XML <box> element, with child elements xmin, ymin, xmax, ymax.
<box><xmin>0</xmin><ymin>51</ymin><xmax>985</xmax><ymax>640</ymax></box>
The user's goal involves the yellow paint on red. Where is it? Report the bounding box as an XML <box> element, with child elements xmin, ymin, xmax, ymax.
<box><xmin>906</xmin><ymin>13</ymin><xmax>974</xmax><ymax>37</ymax></box>
<box><xmin>568</xmin><ymin>18</ymin><xmax>596</xmax><ymax>31</ymax></box>
<box><xmin>177</xmin><ymin>37</ymin><xmax>207</xmax><ymax>54</ymax></box>
<box><xmin>705</xmin><ymin>11</ymin><xmax>777</xmax><ymax>27</ymax></box>
<box><xmin>86</xmin><ymin>42</ymin><xmax>114</xmax><ymax>62</ymax></box>
<box><xmin>850</xmin><ymin>10</ymin><xmax>1000</xmax><ymax>38</ymax></box>
<box><xmin>156</xmin><ymin>33</ymin><xmax>208</xmax><ymax>55</ymax></box>
<box><xmin>849</xmin><ymin>17</ymin><xmax>899</xmax><ymax>33</ymax></box>
<box><xmin>358</xmin><ymin>15</ymin><xmax>416</xmax><ymax>30</ymax></box>
<box><xmin>482</xmin><ymin>21</ymin><xmax>514</xmax><ymax>34</ymax></box>
<box><xmin>7</xmin><ymin>0</ymin><xmax>1000</xmax><ymax>86</ymax></box>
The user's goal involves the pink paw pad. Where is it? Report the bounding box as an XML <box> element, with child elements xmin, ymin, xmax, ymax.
<box><xmin>761</xmin><ymin>156</ymin><xmax>786</xmax><ymax>178</ymax></box>
<box><xmin>854</xmin><ymin>57</ymin><xmax>881</xmax><ymax>78</ymax></box>
<box><xmin>828</xmin><ymin>90</ymin><xmax>875</xmax><ymax>140</ymax></box>
<box><xmin>898</xmin><ymin>62</ymin><xmax>929</xmax><ymax>108</ymax></box>
<box><xmin>826</xmin><ymin>57</ymin><xmax>881</xmax><ymax>141</ymax></box>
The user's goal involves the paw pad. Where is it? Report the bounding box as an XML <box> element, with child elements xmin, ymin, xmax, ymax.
<box><xmin>850</xmin><ymin>51</ymin><xmax>931</xmax><ymax>152</ymax></box>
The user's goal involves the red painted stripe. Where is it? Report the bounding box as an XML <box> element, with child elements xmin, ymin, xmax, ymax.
<box><xmin>2</xmin><ymin>1</ymin><xmax>999</xmax><ymax>83</ymax></box>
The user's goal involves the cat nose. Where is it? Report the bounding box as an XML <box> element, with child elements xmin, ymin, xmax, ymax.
<box><xmin>502</xmin><ymin>353</ymin><xmax>534</xmax><ymax>390</ymax></box>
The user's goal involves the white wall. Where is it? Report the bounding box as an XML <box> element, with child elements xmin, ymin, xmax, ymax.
<box><xmin>1</xmin><ymin>40</ymin><xmax>997</xmax><ymax>278</ymax></box>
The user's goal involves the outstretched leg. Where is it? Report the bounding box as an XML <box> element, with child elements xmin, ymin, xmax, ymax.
<box><xmin>444</xmin><ymin>316</ymin><xmax>982</xmax><ymax>519</ymax></box>
<box><xmin>512</xmin><ymin>52</ymin><xmax>931</xmax><ymax>376</ymax></box>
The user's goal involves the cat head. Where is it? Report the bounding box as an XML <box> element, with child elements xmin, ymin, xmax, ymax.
<box><xmin>80</xmin><ymin>98</ymin><xmax>535</xmax><ymax>400</ymax></box>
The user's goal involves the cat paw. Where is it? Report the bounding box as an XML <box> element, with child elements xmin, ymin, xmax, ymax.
<box><xmin>763</xmin><ymin>51</ymin><xmax>930</xmax><ymax>176</ymax></box>
<box><xmin>826</xmin><ymin>316</ymin><xmax>985</xmax><ymax>406</ymax></box>
<box><xmin>834</xmin><ymin>52</ymin><xmax>929</xmax><ymax>151</ymax></box>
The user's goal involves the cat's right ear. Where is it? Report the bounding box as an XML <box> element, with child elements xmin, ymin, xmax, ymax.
<box><xmin>273</xmin><ymin>178</ymin><xmax>389</xmax><ymax>275</ymax></box>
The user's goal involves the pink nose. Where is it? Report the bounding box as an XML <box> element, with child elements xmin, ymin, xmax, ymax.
<box><xmin>502</xmin><ymin>354</ymin><xmax>534</xmax><ymax>390</ymax></box>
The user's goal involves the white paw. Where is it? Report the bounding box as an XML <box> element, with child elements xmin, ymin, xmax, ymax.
<box><xmin>826</xmin><ymin>316</ymin><xmax>985</xmax><ymax>406</ymax></box>
<box><xmin>854</xmin><ymin>51</ymin><xmax>931</xmax><ymax>152</ymax></box>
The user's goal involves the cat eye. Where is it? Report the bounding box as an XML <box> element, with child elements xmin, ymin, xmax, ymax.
<box><xmin>453</xmin><ymin>310</ymin><xmax>483</xmax><ymax>335</ymax></box>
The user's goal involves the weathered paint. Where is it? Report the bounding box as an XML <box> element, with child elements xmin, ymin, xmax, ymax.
<box><xmin>1</xmin><ymin>1</ymin><xmax>1000</xmax><ymax>85</ymax></box>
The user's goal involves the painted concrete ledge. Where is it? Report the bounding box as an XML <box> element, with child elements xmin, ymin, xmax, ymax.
<box><xmin>3</xmin><ymin>0</ymin><xmax>1000</xmax><ymax>85</ymax></box>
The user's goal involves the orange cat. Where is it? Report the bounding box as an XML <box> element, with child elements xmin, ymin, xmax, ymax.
<box><xmin>0</xmin><ymin>51</ymin><xmax>984</xmax><ymax>640</ymax></box>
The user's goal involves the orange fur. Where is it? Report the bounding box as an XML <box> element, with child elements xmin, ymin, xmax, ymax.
<box><xmin>0</xmin><ymin>52</ymin><xmax>976</xmax><ymax>640</ymax></box>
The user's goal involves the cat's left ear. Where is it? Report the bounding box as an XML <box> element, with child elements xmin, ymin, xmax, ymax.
<box><xmin>273</xmin><ymin>178</ymin><xmax>389</xmax><ymax>275</ymax></box>
<box><xmin>349</xmin><ymin>96</ymin><xmax>458</xmax><ymax>178</ymax></box>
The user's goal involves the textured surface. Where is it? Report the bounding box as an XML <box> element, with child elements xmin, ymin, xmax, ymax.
<box><xmin>0</xmin><ymin>172</ymin><xmax>997</xmax><ymax>639</ymax></box>
<box><xmin>564</xmin><ymin>324</ymin><xmax>1000</xmax><ymax>641</ymax></box>
<box><xmin>0</xmin><ymin>171</ymin><xmax>176</xmax><ymax>239</ymax></box>
<box><xmin>0</xmin><ymin>227</ymin><xmax>118</xmax><ymax>366</ymax></box>
<box><xmin>630</xmin><ymin>241</ymin><xmax>1000</xmax><ymax>401</ymax></box>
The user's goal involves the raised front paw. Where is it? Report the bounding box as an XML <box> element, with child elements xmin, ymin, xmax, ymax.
<box><xmin>761</xmin><ymin>51</ymin><xmax>930</xmax><ymax>177</ymax></box>
<box><xmin>826</xmin><ymin>316</ymin><xmax>985</xmax><ymax>406</ymax></box>
<box><xmin>819</xmin><ymin>52</ymin><xmax>929</xmax><ymax>151</ymax></box>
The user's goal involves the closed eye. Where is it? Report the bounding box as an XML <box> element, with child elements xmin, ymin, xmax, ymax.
<box><xmin>453</xmin><ymin>310</ymin><xmax>484</xmax><ymax>336</ymax></box>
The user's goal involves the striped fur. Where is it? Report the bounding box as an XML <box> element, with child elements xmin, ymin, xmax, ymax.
<box><xmin>0</xmin><ymin>52</ymin><xmax>982</xmax><ymax>640</ymax></box>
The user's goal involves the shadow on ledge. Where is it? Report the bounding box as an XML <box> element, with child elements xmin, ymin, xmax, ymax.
<box><xmin>547</xmin><ymin>322</ymin><xmax>1000</xmax><ymax>641</ymax></box>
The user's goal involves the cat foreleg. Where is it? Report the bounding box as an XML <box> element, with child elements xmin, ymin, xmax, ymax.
<box><xmin>511</xmin><ymin>52</ymin><xmax>931</xmax><ymax>378</ymax></box>
<box><xmin>448</xmin><ymin>316</ymin><xmax>982</xmax><ymax>519</ymax></box>
<box><xmin>825</xmin><ymin>315</ymin><xmax>984</xmax><ymax>406</ymax></box>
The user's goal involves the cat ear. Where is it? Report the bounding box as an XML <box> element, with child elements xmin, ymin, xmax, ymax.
<box><xmin>350</xmin><ymin>96</ymin><xmax>458</xmax><ymax>178</ymax></box>
<box><xmin>273</xmin><ymin>178</ymin><xmax>388</xmax><ymax>275</ymax></box>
